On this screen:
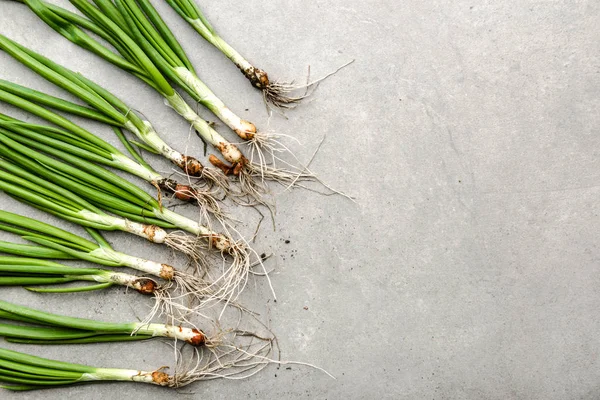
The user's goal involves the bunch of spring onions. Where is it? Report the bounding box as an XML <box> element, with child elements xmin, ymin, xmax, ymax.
<box><xmin>0</xmin><ymin>209</ymin><xmax>202</xmax><ymax>319</ymax></box>
<box><xmin>19</xmin><ymin>0</ymin><xmax>320</xmax><ymax>202</ymax></box>
<box><xmin>0</xmin><ymin>209</ymin><xmax>176</xmax><ymax>282</ymax></box>
<box><xmin>0</xmin><ymin>300</ymin><xmax>276</xmax><ymax>391</ymax></box>
<box><xmin>0</xmin><ymin>336</ymin><xmax>276</xmax><ymax>391</ymax></box>
<box><xmin>0</xmin><ymin>91</ymin><xmax>226</xmax><ymax>220</ymax></box>
<box><xmin>24</xmin><ymin>0</ymin><xmax>261</xmax><ymax>144</ymax></box>
<box><xmin>0</xmin><ymin>131</ymin><xmax>258</xmax><ymax>307</ymax></box>
<box><xmin>0</xmin><ymin>34</ymin><xmax>229</xmax><ymax>191</ymax></box>
<box><xmin>0</xmin><ymin>0</ymin><xmax>336</xmax><ymax>393</ymax></box>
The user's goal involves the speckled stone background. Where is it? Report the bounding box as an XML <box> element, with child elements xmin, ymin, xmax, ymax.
<box><xmin>0</xmin><ymin>1</ymin><xmax>599</xmax><ymax>399</ymax></box>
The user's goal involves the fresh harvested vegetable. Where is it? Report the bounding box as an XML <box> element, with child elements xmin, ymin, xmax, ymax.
<box><xmin>0</xmin><ymin>256</ymin><xmax>158</xmax><ymax>295</ymax></box>
<box><xmin>0</xmin><ymin>210</ymin><xmax>206</xmax><ymax>320</ymax></box>
<box><xmin>117</xmin><ymin>0</ymin><xmax>261</xmax><ymax>142</ymax></box>
<box><xmin>0</xmin><ymin>210</ymin><xmax>175</xmax><ymax>280</ymax></box>
<box><xmin>0</xmin><ymin>300</ymin><xmax>207</xmax><ymax>346</ymax></box>
<box><xmin>0</xmin><ymin>90</ymin><xmax>225</xmax><ymax>219</ymax></box>
<box><xmin>0</xmin><ymin>34</ymin><xmax>227</xmax><ymax>190</ymax></box>
<box><xmin>22</xmin><ymin>0</ymin><xmax>243</xmax><ymax>162</ymax></box>
<box><xmin>0</xmin><ymin>241</ymin><xmax>73</xmax><ymax>260</ymax></box>
<box><xmin>19</xmin><ymin>0</ymin><xmax>320</xmax><ymax>202</ymax></box>
<box><xmin>165</xmin><ymin>0</ymin><xmax>307</xmax><ymax>109</ymax></box>
<box><xmin>0</xmin><ymin>347</ymin><xmax>176</xmax><ymax>389</ymax></box>
<box><xmin>0</xmin><ymin>339</ymin><xmax>274</xmax><ymax>390</ymax></box>
<box><xmin>0</xmin><ymin>134</ymin><xmax>256</xmax><ymax>307</ymax></box>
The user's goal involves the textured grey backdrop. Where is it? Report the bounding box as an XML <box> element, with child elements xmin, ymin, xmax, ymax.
<box><xmin>0</xmin><ymin>0</ymin><xmax>599</xmax><ymax>399</ymax></box>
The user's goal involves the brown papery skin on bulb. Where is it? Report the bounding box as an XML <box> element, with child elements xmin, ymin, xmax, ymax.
<box><xmin>159</xmin><ymin>264</ymin><xmax>175</xmax><ymax>280</ymax></box>
<box><xmin>243</xmin><ymin>67</ymin><xmax>270</xmax><ymax>90</ymax></box>
<box><xmin>152</xmin><ymin>371</ymin><xmax>170</xmax><ymax>385</ymax></box>
<box><xmin>188</xmin><ymin>329</ymin><xmax>206</xmax><ymax>346</ymax></box>
<box><xmin>133</xmin><ymin>278</ymin><xmax>157</xmax><ymax>295</ymax></box>
<box><xmin>174</xmin><ymin>155</ymin><xmax>204</xmax><ymax>177</ymax></box>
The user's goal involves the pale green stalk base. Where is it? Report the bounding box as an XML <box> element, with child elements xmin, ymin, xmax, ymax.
<box><xmin>112</xmin><ymin>153</ymin><xmax>164</xmax><ymax>183</ymax></box>
<box><xmin>189</xmin><ymin>20</ymin><xmax>251</xmax><ymax>70</ymax></box>
<box><xmin>79</xmin><ymin>211</ymin><xmax>167</xmax><ymax>243</ymax></box>
<box><xmin>90</xmin><ymin>248</ymin><xmax>174</xmax><ymax>280</ymax></box>
<box><xmin>163</xmin><ymin>93</ymin><xmax>244</xmax><ymax>164</ymax></box>
<box><xmin>123</xmin><ymin>120</ymin><xmax>188</xmax><ymax>167</ymax></box>
<box><xmin>164</xmin><ymin>92</ymin><xmax>221</xmax><ymax>145</ymax></box>
<box><xmin>72</xmin><ymin>271</ymin><xmax>148</xmax><ymax>290</ymax></box>
<box><xmin>173</xmin><ymin>67</ymin><xmax>254</xmax><ymax>137</ymax></box>
<box><xmin>133</xmin><ymin>323</ymin><xmax>205</xmax><ymax>344</ymax></box>
<box><xmin>82</xmin><ymin>368</ymin><xmax>169</xmax><ymax>385</ymax></box>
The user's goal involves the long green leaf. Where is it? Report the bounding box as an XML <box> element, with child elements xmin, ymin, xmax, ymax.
<box><xmin>23</xmin><ymin>0</ymin><xmax>150</xmax><ymax>78</ymax></box>
<box><xmin>0</xmin><ymin>132</ymin><xmax>157</xmax><ymax>211</ymax></box>
<box><xmin>6</xmin><ymin>334</ymin><xmax>153</xmax><ymax>345</ymax></box>
<box><xmin>0</xmin><ymin>80</ymin><xmax>118</xmax><ymax>126</ymax></box>
<box><xmin>0</xmin><ymin>348</ymin><xmax>94</xmax><ymax>374</ymax></box>
<box><xmin>136</xmin><ymin>0</ymin><xmax>195</xmax><ymax>71</ymax></box>
<box><xmin>0</xmin><ymin>277</ymin><xmax>75</xmax><ymax>286</ymax></box>
<box><xmin>23</xmin><ymin>237</ymin><xmax>119</xmax><ymax>267</ymax></box>
<box><xmin>0</xmin><ymin>88</ymin><xmax>119</xmax><ymax>155</ymax></box>
<box><xmin>0</xmin><ymin>35</ymin><xmax>131</xmax><ymax>122</ymax></box>
<box><xmin>0</xmin><ymin>301</ymin><xmax>136</xmax><ymax>334</ymax></box>
<box><xmin>67</xmin><ymin>0</ymin><xmax>175</xmax><ymax>95</ymax></box>
<box><xmin>26</xmin><ymin>282</ymin><xmax>113</xmax><ymax>293</ymax></box>
<box><xmin>0</xmin><ymin>210</ymin><xmax>97</xmax><ymax>252</ymax></box>
<box><xmin>0</xmin><ymin>242</ymin><xmax>73</xmax><ymax>259</ymax></box>
<box><xmin>0</xmin><ymin>123</ymin><xmax>114</xmax><ymax>164</ymax></box>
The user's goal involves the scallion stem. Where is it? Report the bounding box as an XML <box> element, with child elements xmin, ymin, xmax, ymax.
<box><xmin>0</xmin><ymin>300</ymin><xmax>207</xmax><ymax>346</ymax></box>
<box><xmin>165</xmin><ymin>0</ymin><xmax>309</xmax><ymax>109</ymax></box>
<box><xmin>19</xmin><ymin>0</ymin><xmax>309</xmax><ymax>199</ymax></box>
<box><xmin>0</xmin><ymin>34</ymin><xmax>217</xmax><ymax>181</ymax></box>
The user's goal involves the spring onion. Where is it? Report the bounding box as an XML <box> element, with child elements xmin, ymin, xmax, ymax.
<box><xmin>0</xmin><ymin>210</ymin><xmax>209</xmax><ymax>320</ymax></box>
<box><xmin>0</xmin><ymin>300</ymin><xmax>207</xmax><ymax>346</ymax></box>
<box><xmin>20</xmin><ymin>0</ymin><xmax>318</xmax><ymax>200</ymax></box>
<box><xmin>0</xmin><ymin>338</ymin><xmax>274</xmax><ymax>390</ymax></box>
<box><xmin>0</xmin><ymin>134</ymin><xmax>256</xmax><ymax>306</ymax></box>
<box><xmin>165</xmin><ymin>0</ymin><xmax>308</xmax><ymax>109</ymax></box>
<box><xmin>0</xmin><ymin>256</ymin><xmax>158</xmax><ymax>295</ymax></box>
<box><xmin>0</xmin><ymin>89</ymin><xmax>225</xmax><ymax>218</ymax></box>
<box><xmin>0</xmin><ymin>346</ymin><xmax>175</xmax><ymax>389</ymax></box>
<box><xmin>0</xmin><ymin>34</ymin><xmax>227</xmax><ymax>189</ymax></box>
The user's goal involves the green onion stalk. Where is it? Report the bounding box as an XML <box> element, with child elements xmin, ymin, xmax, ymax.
<box><xmin>0</xmin><ymin>210</ymin><xmax>212</xmax><ymax>321</ymax></box>
<box><xmin>0</xmin><ymin>34</ymin><xmax>229</xmax><ymax>194</ymax></box>
<box><xmin>0</xmin><ymin>210</ymin><xmax>175</xmax><ymax>281</ymax></box>
<box><xmin>0</xmin><ymin>255</ymin><xmax>159</xmax><ymax>295</ymax></box>
<box><xmin>20</xmin><ymin>0</ymin><xmax>319</xmax><ymax>202</ymax></box>
<box><xmin>0</xmin><ymin>347</ymin><xmax>176</xmax><ymax>390</ymax></box>
<box><xmin>116</xmin><ymin>0</ymin><xmax>261</xmax><ymax>142</ymax></box>
<box><xmin>0</xmin><ymin>336</ymin><xmax>275</xmax><ymax>390</ymax></box>
<box><xmin>0</xmin><ymin>134</ymin><xmax>256</xmax><ymax>307</ymax></box>
<box><xmin>165</xmin><ymin>0</ymin><xmax>307</xmax><ymax>109</ymax></box>
<box><xmin>0</xmin><ymin>303</ymin><xmax>276</xmax><ymax>391</ymax></box>
<box><xmin>0</xmin><ymin>89</ymin><xmax>226</xmax><ymax>221</ymax></box>
<box><xmin>0</xmin><ymin>300</ymin><xmax>209</xmax><ymax>346</ymax></box>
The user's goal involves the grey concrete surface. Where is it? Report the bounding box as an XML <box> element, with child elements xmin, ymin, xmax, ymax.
<box><xmin>0</xmin><ymin>0</ymin><xmax>599</xmax><ymax>399</ymax></box>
